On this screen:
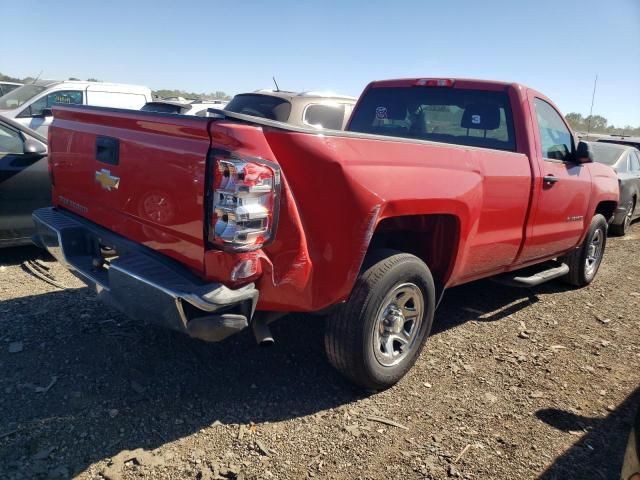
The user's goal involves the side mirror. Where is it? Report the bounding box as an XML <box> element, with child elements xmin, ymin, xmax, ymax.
<box><xmin>23</xmin><ymin>138</ymin><xmax>47</xmax><ymax>155</ymax></box>
<box><xmin>574</xmin><ymin>141</ymin><xmax>593</xmax><ymax>164</ymax></box>
<box><xmin>31</xmin><ymin>108</ymin><xmax>53</xmax><ymax>119</ymax></box>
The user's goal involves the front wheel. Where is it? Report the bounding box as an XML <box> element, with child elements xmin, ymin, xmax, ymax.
<box><xmin>324</xmin><ymin>251</ymin><xmax>435</xmax><ymax>390</ymax></box>
<box><xmin>562</xmin><ymin>214</ymin><xmax>608</xmax><ymax>287</ymax></box>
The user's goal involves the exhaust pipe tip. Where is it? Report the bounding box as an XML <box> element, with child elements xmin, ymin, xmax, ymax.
<box><xmin>252</xmin><ymin>315</ymin><xmax>275</xmax><ymax>346</ymax></box>
<box><xmin>258</xmin><ymin>337</ymin><xmax>275</xmax><ymax>347</ymax></box>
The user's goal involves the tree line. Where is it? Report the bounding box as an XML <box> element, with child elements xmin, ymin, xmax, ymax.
<box><xmin>565</xmin><ymin>112</ymin><xmax>640</xmax><ymax>137</ymax></box>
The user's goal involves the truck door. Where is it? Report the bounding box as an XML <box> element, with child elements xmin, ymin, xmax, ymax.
<box><xmin>518</xmin><ymin>96</ymin><xmax>592</xmax><ymax>263</ymax></box>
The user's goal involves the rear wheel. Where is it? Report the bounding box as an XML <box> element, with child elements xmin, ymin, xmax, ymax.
<box><xmin>610</xmin><ymin>198</ymin><xmax>635</xmax><ymax>236</ymax></box>
<box><xmin>324</xmin><ymin>251</ymin><xmax>435</xmax><ymax>390</ymax></box>
<box><xmin>562</xmin><ymin>214</ymin><xmax>608</xmax><ymax>287</ymax></box>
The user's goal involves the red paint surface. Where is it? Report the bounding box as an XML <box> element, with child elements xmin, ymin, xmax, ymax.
<box><xmin>49</xmin><ymin>79</ymin><xmax>619</xmax><ymax>312</ymax></box>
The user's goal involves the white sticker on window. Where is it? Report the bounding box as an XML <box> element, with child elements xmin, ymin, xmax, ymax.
<box><xmin>375</xmin><ymin>106</ymin><xmax>388</xmax><ymax>119</ymax></box>
<box><xmin>472</xmin><ymin>114</ymin><xmax>481</xmax><ymax>124</ymax></box>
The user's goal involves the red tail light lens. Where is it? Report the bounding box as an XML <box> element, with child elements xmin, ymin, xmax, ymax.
<box><xmin>209</xmin><ymin>156</ymin><xmax>280</xmax><ymax>251</ymax></box>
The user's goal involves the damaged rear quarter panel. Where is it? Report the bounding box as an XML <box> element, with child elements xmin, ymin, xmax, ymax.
<box><xmin>205</xmin><ymin>117</ymin><xmax>532</xmax><ymax>312</ymax></box>
<box><xmin>246</xmin><ymin>129</ymin><xmax>494</xmax><ymax>311</ymax></box>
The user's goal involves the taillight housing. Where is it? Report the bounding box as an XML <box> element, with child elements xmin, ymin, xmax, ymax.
<box><xmin>208</xmin><ymin>155</ymin><xmax>280</xmax><ymax>252</ymax></box>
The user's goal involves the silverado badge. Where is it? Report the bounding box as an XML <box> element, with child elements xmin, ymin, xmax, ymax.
<box><xmin>95</xmin><ymin>169</ymin><xmax>120</xmax><ymax>191</ymax></box>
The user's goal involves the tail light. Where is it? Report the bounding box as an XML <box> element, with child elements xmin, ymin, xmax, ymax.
<box><xmin>208</xmin><ymin>154</ymin><xmax>280</xmax><ymax>252</ymax></box>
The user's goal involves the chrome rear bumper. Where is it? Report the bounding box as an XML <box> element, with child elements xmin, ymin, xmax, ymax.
<box><xmin>32</xmin><ymin>207</ymin><xmax>258</xmax><ymax>342</ymax></box>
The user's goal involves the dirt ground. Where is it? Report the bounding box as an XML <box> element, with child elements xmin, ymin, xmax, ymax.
<box><xmin>1</xmin><ymin>224</ymin><xmax>639</xmax><ymax>480</ymax></box>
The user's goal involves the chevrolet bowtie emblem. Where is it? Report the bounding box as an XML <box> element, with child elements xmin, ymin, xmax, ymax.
<box><xmin>95</xmin><ymin>169</ymin><xmax>120</xmax><ymax>191</ymax></box>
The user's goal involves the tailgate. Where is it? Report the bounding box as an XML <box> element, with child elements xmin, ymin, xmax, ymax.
<box><xmin>49</xmin><ymin>105</ymin><xmax>212</xmax><ymax>273</ymax></box>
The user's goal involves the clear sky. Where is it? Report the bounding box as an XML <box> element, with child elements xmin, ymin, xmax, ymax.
<box><xmin>3</xmin><ymin>0</ymin><xmax>639</xmax><ymax>126</ymax></box>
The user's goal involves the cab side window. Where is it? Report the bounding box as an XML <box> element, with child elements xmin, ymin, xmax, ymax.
<box><xmin>22</xmin><ymin>90</ymin><xmax>83</xmax><ymax>117</ymax></box>
<box><xmin>534</xmin><ymin>98</ymin><xmax>573</xmax><ymax>162</ymax></box>
<box><xmin>0</xmin><ymin>124</ymin><xmax>24</xmax><ymax>154</ymax></box>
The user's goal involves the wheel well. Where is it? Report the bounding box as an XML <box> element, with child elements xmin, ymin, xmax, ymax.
<box><xmin>366</xmin><ymin>214</ymin><xmax>459</xmax><ymax>291</ymax></box>
<box><xmin>595</xmin><ymin>200</ymin><xmax>617</xmax><ymax>221</ymax></box>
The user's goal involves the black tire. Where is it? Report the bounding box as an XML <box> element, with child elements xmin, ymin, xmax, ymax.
<box><xmin>562</xmin><ymin>214</ymin><xmax>608</xmax><ymax>287</ymax></box>
<box><xmin>609</xmin><ymin>198</ymin><xmax>635</xmax><ymax>236</ymax></box>
<box><xmin>324</xmin><ymin>250</ymin><xmax>435</xmax><ymax>390</ymax></box>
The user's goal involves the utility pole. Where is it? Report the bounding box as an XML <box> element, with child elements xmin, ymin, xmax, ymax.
<box><xmin>586</xmin><ymin>74</ymin><xmax>598</xmax><ymax>136</ymax></box>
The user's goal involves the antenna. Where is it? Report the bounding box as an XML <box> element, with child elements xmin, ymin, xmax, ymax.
<box><xmin>586</xmin><ymin>74</ymin><xmax>598</xmax><ymax>136</ymax></box>
<box><xmin>31</xmin><ymin>70</ymin><xmax>43</xmax><ymax>84</ymax></box>
<box><xmin>272</xmin><ymin>76</ymin><xmax>280</xmax><ymax>92</ymax></box>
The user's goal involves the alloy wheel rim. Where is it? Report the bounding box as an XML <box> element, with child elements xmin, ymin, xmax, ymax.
<box><xmin>372</xmin><ymin>283</ymin><xmax>424</xmax><ymax>367</ymax></box>
<box><xmin>585</xmin><ymin>228</ymin><xmax>604</xmax><ymax>277</ymax></box>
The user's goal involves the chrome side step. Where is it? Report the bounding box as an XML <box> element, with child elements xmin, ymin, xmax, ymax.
<box><xmin>493</xmin><ymin>261</ymin><xmax>569</xmax><ymax>288</ymax></box>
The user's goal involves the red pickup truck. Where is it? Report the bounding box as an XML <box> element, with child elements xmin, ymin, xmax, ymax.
<box><xmin>33</xmin><ymin>78</ymin><xmax>619</xmax><ymax>389</ymax></box>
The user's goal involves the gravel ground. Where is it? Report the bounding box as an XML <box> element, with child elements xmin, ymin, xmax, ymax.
<box><xmin>0</xmin><ymin>225</ymin><xmax>639</xmax><ymax>480</ymax></box>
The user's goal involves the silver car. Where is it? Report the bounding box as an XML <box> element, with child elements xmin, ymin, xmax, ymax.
<box><xmin>224</xmin><ymin>90</ymin><xmax>356</xmax><ymax>130</ymax></box>
<box><xmin>590</xmin><ymin>142</ymin><xmax>640</xmax><ymax>235</ymax></box>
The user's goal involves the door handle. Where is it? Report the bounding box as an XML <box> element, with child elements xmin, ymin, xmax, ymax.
<box><xmin>95</xmin><ymin>136</ymin><xmax>119</xmax><ymax>165</ymax></box>
<box><xmin>543</xmin><ymin>175</ymin><xmax>559</xmax><ymax>185</ymax></box>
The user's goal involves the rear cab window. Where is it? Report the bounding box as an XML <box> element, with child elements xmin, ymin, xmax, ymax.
<box><xmin>348</xmin><ymin>86</ymin><xmax>516</xmax><ymax>151</ymax></box>
<box><xmin>225</xmin><ymin>94</ymin><xmax>292</xmax><ymax>122</ymax></box>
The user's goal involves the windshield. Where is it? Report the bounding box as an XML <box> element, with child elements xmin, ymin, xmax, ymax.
<box><xmin>224</xmin><ymin>94</ymin><xmax>291</xmax><ymax>122</ymax></box>
<box><xmin>590</xmin><ymin>142</ymin><xmax>625</xmax><ymax>165</ymax></box>
<box><xmin>0</xmin><ymin>84</ymin><xmax>48</xmax><ymax>110</ymax></box>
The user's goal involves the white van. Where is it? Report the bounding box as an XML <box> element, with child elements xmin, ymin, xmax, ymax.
<box><xmin>0</xmin><ymin>80</ymin><xmax>153</xmax><ymax>135</ymax></box>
